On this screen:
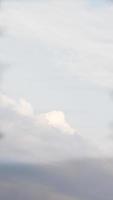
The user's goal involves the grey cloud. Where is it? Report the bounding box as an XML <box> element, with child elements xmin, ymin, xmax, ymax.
<box><xmin>0</xmin><ymin>131</ymin><xmax>4</xmax><ymax>139</ymax></box>
<box><xmin>0</xmin><ymin>159</ymin><xmax>113</xmax><ymax>200</ymax></box>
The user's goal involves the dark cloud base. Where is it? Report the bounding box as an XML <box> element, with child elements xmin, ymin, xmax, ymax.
<box><xmin>0</xmin><ymin>158</ymin><xmax>113</xmax><ymax>200</ymax></box>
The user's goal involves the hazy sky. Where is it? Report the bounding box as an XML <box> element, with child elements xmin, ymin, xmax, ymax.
<box><xmin>0</xmin><ymin>0</ymin><xmax>113</xmax><ymax>163</ymax></box>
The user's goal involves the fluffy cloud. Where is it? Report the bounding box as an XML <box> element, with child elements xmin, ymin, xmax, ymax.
<box><xmin>0</xmin><ymin>93</ymin><xmax>75</xmax><ymax>135</ymax></box>
<box><xmin>37</xmin><ymin>111</ymin><xmax>75</xmax><ymax>135</ymax></box>
<box><xmin>0</xmin><ymin>93</ymin><xmax>102</xmax><ymax>163</ymax></box>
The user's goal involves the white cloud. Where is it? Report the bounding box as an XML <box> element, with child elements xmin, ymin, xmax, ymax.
<box><xmin>0</xmin><ymin>94</ymin><xmax>34</xmax><ymax>117</ymax></box>
<box><xmin>37</xmin><ymin>111</ymin><xmax>75</xmax><ymax>135</ymax></box>
<box><xmin>0</xmin><ymin>93</ymin><xmax>75</xmax><ymax>135</ymax></box>
<box><xmin>0</xmin><ymin>93</ymin><xmax>109</xmax><ymax>162</ymax></box>
<box><xmin>15</xmin><ymin>98</ymin><xmax>34</xmax><ymax>117</ymax></box>
<box><xmin>2</xmin><ymin>0</ymin><xmax>113</xmax><ymax>88</ymax></box>
<box><xmin>0</xmin><ymin>106</ymin><xmax>101</xmax><ymax>163</ymax></box>
<box><xmin>0</xmin><ymin>93</ymin><xmax>16</xmax><ymax>107</ymax></box>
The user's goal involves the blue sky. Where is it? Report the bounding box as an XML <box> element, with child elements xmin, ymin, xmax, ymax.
<box><xmin>0</xmin><ymin>0</ymin><xmax>113</xmax><ymax>163</ymax></box>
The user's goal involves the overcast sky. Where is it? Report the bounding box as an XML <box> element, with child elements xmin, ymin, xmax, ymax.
<box><xmin>0</xmin><ymin>0</ymin><xmax>113</xmax><ymax>163</ymax></box>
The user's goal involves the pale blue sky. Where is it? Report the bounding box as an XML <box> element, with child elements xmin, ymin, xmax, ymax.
<box><xmin>0</xmin><ymin>0</ymin><xmax>113</xmax><ymax>162</ymax></box>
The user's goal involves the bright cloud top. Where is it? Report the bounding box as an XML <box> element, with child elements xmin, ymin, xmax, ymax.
<box><xmin>0</xmin><ymin>93</ymin><xmax>75</xmax><ymax>135</ymax></box>
<box><xmin>37</xmin><ymin>111</ymin><xmax>75</xmax><ymax>135</ymax></box>
<box><xmin>0</xmin><ymin>93</ymin><xmax>101</xmax><ymax>163</ymax></box>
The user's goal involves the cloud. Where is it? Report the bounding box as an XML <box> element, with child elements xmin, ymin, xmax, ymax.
<box><xmin>0</xmin><ymin>60</ymin><xmax>8</xmax><ymax>140</ymax></box>
<box><xmin>2</xmin><ymin>0</ymin><xmax>113</xmax><ymax>88</ymax></box>
<box><xmin>0</xmin><ymin>93</ymin><xmax>16</xmax><ymax>107</ymax></box>
<box><xmin>37</xmin><ymin>111</ymin><xmax>75</xmax><ymax>135</ymax></box>
<box><xmin>15</xmin><ymin>98</ymin><xmax>34</xmax><ymax>117</ymax></box>
<box><xmin>0</xmin><ymin>0</ymin><xmax>113</xmax><ymax>162</ymax></box>
<box><xmin>0</xmin><ymin>131</ymin><xmax>4</xmax><ymax>139</ymax></box>
<box><xmin>0</xmin><ymin>93</ymin><xmax>75</xmax><ymax>135</ymax></box>
<box><xmin>1</xmin><ymin>159</ymin><xmax>113</xmax><ymax>200</ymax></box>
<box><xmin>0</xmin><ymin>93</ymin><xmax>34</xmax><ymax>116</ymax></box>
<box><xmin>0</xmin><ymin>93</ymin><xmax>102</xmax><ymax>163</ymax></box>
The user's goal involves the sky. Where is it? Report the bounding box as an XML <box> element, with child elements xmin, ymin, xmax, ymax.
<box><xmin>0</xmin><ymin>0</ymin><xmax>113</xmax><ymax>163</ymax></box>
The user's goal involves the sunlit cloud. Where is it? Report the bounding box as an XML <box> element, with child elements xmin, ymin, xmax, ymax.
<box><xmin>0</xmin><ymin>93</ymin><xmax>102</xmax><ymax>162</ymax></box>
<box><xmin>37</xmin><ymin>111</ymin><xmax>75</xmax><ymax>135</ymax></box>
<box><xmin>0</xmin><ymin>93</ymin><xmax>75</xmax><ymax>135</ymax></box>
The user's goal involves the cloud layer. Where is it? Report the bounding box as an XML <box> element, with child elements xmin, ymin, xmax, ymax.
<box><xmin>0</xmin><ymin>93</ymin><xmax>102</xmax><ymax>163</ymax></box>
<box><xmin>0</xmin><ymin>0</ymin><xmax>113</xmax><ymax>162</ymax></box>
<box><xmin>1</xmin><ymin>159</ymin><xmax>113</xmax><ymax>200</ymax></box>
<box><xmin>2</xmin><ymin>0</ymin><xmax>113</xmax><ymax>88</ymax></box>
